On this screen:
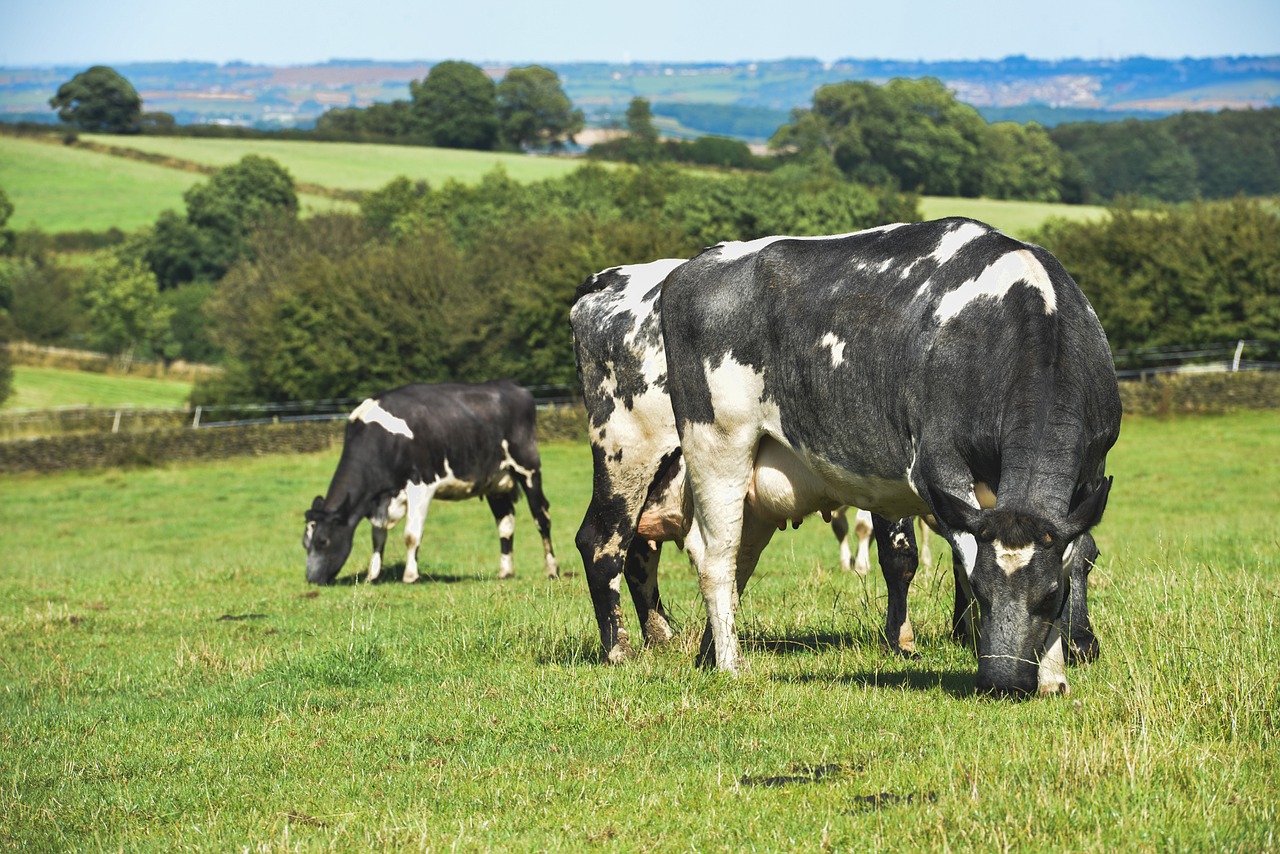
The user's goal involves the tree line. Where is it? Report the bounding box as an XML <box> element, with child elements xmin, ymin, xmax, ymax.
<box><xmin>40</xmin><ymin>64</ymin><xmax>1280</xmax><ymax>204</ymax></box>
<box><xmin>3</xmin><ymin>152</ymin><xmax>1277</xmax><ymax>411</ymax></box>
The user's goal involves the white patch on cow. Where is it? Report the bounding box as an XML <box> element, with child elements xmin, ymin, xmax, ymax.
<box><xmin>432</xmin><ymin>459</ymin><xmax>484</xmax><ymax>500</ymax></box>
<box><xmin>500</xmin><ymin>439</ymin><xmax>535</xmax><ymax>480</ymax></box>
<box><xmin>851</xmin><ymin>509</ymin><xmax>872</xmax><ymax>575</ymax></box>
<box><xmin>994</xmin><ymin>539</ymin><xmax>1035</xmax><ymax>576</ymax></box>
<box><xmin>707</xmin><ymin>223</ymin><xmax>905</xmax><ymax>263</ymax></box>
<box><xmin>934</xmin><ymin>249</ymin><xmax>1058</xmax><ymax>324</ymax></box>
<box><xmin>349</xmin><ymin>398</ymin><xmax>414</xmax><ymax>439</ymax></box>
<box><xmin>955</xmin><ymin>531</ymin><xmax>978</xmax><ymax>578</ymax></box>
<box><xmin>497</xmin><ymin>513</ymin><xmax>516</xmax><ymax>539</ymax></box>
<box><xmin>820</xmin><ymin>332</ymin><xmax>847</xmax><ymax>367</ymax></box>
<box><xmin>930</xmin><ymin>220</ymin><xmax>989</xmax><ymax>265</ymax></box>
<box><xmin>1038</xmin><ymin>634</ymin><xmax>1070</xmax><ymax>696</ymax></box>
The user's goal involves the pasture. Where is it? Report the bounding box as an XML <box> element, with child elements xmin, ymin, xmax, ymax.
<box><xmin>3</xmin><ymin>131</ymin><xmax>1114</xmax><ymax>237</ymax></box>
<box><xmin>1</xmin><ymin>409</ymin><xmax>1276</xmax><ymax>850</ymax></box>
<box><xmin>1</xmin><ymin>366</ymin><xmax>193</xmax><ymax>411</ymax></box>
<box><xmin>0</xmin><ymin>136</ymin><xmax>350</xmax><ymax>233</ymax></box>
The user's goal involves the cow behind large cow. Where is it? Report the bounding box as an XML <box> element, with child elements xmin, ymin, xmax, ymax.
<box><xmin>661</xmin><ymin>218</ymin><xmax>1121</xmax><ymax>696</ymax></box>
<box><xmin>570</xmin><ymin>259</ymin><xmax>924</xmax><ymax>663</ymax></box>
<box><xmin>303</xmin><ymin>380</ymin><xmax>559</xmax><ymax>584</ymax></box>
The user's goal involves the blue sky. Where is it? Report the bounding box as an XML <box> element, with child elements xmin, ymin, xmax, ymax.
<box><xmin>1</xmin><ymin>0</ymin><xmax>1277</xmax><ymax>67</ymax></box>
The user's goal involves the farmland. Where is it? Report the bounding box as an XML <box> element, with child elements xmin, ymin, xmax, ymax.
<box><xmin>0</xmin><ymin>408</ymin><xmax>1276</xmax><ymax>850</ymax></box>
<box><xmin>1</xmin><ymin>132</ymin><xmax>1111</xmax><ymax>237</ymax></box>
<box><xmin>1</xmin><ymin>366</ymin><xmax>193</xmax><ymax>411</ymax></box>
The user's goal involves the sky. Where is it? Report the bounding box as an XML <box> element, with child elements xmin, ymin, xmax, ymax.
<box><xmin>1</xmin><ymin>0</ymin><xmax>1277</xmax><ymax>68</ymax></box>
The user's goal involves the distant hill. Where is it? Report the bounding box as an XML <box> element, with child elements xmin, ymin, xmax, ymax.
<box><xmin>3</xmin><ymin>54</ymin><xmax>1278</xmax><ymax>141</ymax></box>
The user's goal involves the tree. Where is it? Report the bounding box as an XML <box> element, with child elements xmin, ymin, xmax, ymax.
<box><xmin>410</xmin><ymin>61</ymin><xmax>498</xmax><ymax>150</ymax></box>
<box><xmin>980</xmin><ymin>122</ymin><xmax>1065</xmax><ymax>202</ymax></box>
<box><xmin>626</xmin><ymin>97</ymin><xmax>659</xmax><ymax>146</ymax></box>
<box><xmin>0</xmin><ymin>188</ymin><xmax>14</xmax><ymax>255</ymax></box>
<box><xmin>144</xmin><ymin>155</ymin><xmax>298</xmax><ymax>288</ymax></box>
<box><xmin>81</xmin><ymin>254</ymin><xmax>175</xmax><ymax>358</ymax></box>
<box><xmin>772</xmin><ymin>78</ymin><xmax>988</xmax><ymax>196</ymax></box>
<box><xmin>49</xmin><ymin>66</ymin><xmax>142</xmax><ymax>133</ymax></box>
<box><xmin>496</xmin><ymin>66</ymin><xmax>584</xmax><ymax>150</ymax></box>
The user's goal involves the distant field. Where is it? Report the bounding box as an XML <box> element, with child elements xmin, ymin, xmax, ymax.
<box><xmin>919</xmin><ymin>195</ymin><xmax>1109</xmax><ymax>237</ymax></box>
<box><xmin>3</xmin><ymin>132</ymin><xmax>1114</xmax><ymax>236</ymax></box>
<box><xmin>0</xmin><ymin>136</ymin><xmax>351</xmax><ymax>232</ymax></box>
<box><xmin>79</xmin><ymin>134</ymin><xmax>590</xmax><ymax>191</ymax></box>
<box><xmin>3</xmin><ymin>366</ymin><xmax>192</xmax><ymax>410</ymax></box>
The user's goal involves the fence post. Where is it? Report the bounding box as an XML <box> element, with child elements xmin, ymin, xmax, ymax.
<box><xmin>112</xmin><ymin>411</ymin><xmax>122</xmax><ymax>434</ymax></box>
<box><xmin>1232</xmin><ymin>340</ymin><xmax>1245</xmax><ymax>372</ymax></box>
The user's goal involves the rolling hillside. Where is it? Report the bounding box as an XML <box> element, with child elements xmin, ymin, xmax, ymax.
<box><xmin>2</xmin><ymin>132</ymin><xmax>1109</xmax><ymax>236</ymax></box>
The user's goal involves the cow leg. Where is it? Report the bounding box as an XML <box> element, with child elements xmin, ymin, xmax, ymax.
<box><xmin>517</xmin><ymin>468</ymin><xmax>560</xmax><ymax>579</ymax></box>
<box><xmin>852</xmin><ymin>509</ymin><xmax>873</xmax><ymax>576</ymax></box>
<box><xmin>695</xmin><ymin>504</ymin><xmax>774</xmax><ymax>671</ymax></box>
<box><xmin>400</xmin><ymin>481</ymin><xmax>434</xmax><ymax>584</ymax></box>
<box><xmin>873</xmin><ymin>514</ymin><xmax>920</xmax><ymax>658</ymax></box>
<box><xmin>577</xmin><ymin>494</ymin><xmax>639</xmax><ymax>663</ymax></box>
<box><xmin>487</xmin><ymin>493</ymin><xmax>518</xmax><ymax>580</ymax></box>
<box><xmin>830</xmin><ymin>507</ymin><xmax>852</xmax><ymax>571</ymax></box>
<box><xmin>367</xmin><ymin>523</ymin><xmax>389</xmax><ymax>582</ymax></box>
<box><xmin>623</xmin><ymin>538</ymin><xmax>675</xmax><ymax>647</ymax></box>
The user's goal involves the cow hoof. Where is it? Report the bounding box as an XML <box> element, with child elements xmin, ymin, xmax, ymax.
<box><xmin>605</xmin><ymin>642</ymin><xmax>634</xmax><ymax>664</ymax></box>
<box><xmin>402</xmin><ymin>572</ymin><xmax>419</xmax><ymax>584</ymax></box>
<box><xmin>893</xmin><ymin>646</ymin><xmax>922</xmax><ymax>661</ymax></box>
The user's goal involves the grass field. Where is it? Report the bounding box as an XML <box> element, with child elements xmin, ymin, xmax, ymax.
<box><xmin>3</xmin><ymin>131</ymin><xmax>1113</xmax><ymax>236</ymax></box>
<box><xmin>2</xmin><ymin>366</ymin><xmax>193</xmax><ymax>411</ymax></box>
<box><xmin>0</xmin><ymin>136</ymin><xmax>351</xmax><ymax>233</ymax></box>
<box><xmin>79</xmin><ymin>134</ymin><xmax>592</xmax><ymax>191</ymax></box>
<box><xmin>0</xmin><ymin>409</ymin><xmax>1276</xmax><ymax>850</ymax></box>
<box><xmin>919</xmin><ymin>195</ymin><xmax>1110</xmax><ymax>237</ymax></box>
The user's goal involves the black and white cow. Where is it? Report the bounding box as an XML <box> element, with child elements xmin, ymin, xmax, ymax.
<box><xmin>571</xmin><ymin>259</ymin><xmax>923</xmax><ymax>663</ymax></box>
<box><xmin>303</xmin><ymin>380</ymin><xmax>559</xmax><ymax>585</ymax></box>
<box><xmin>660</xmin><ymin>218</ymin><xmax>1121</xmax><ymax>696</ymax></box>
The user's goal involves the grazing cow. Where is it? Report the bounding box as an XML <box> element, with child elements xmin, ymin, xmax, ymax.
<box><xmin>661</xmin><ymin>218</ymin><xmax>1121</xmax><ymax>696</ymax></box>
<box><xmin>571</xmin><ymin>259</ymin><xmax>923</xmax><ymax>663</ymax></box>
<box><xmin>303</xmin><ymin>380</ymin><xmax>559</xmax><ymax>585</ymax></box>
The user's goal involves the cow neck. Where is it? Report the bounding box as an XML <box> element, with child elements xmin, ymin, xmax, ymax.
<box><xmin>323</xmin><ymin>450</ymin><xmax>391</xmax><ymax>522</ymax></box>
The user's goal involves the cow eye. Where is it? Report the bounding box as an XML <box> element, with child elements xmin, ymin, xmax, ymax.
<box><xmin>977</xmin><ymin>528</ymin><xmax>994</xmax><ymax>543</ymax></box>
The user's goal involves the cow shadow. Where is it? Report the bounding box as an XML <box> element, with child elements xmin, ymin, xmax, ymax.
<box><xmin>337</xmin><ymin>562</ymin><xmax>475</xmax><ymax>586</ymax></box>
<box><xmin>740</xmin><ymin>629</ymin><xmax>976</xmax><ymax>697</ymax></box>
<box><xmin>774</xmin><ymin>669</ymin><xmax>976</xmax><ymax>698</ymax></box>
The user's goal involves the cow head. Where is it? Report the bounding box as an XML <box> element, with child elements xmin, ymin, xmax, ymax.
<box><xmin>930</xmin><ymin>478</ymin><xmax>1112</xmax><ymax>698</ymax></box>
<box><xmin>303</xmin><ymin>495</ymin><xmax>357</xmax><ymax>584</ymax></box>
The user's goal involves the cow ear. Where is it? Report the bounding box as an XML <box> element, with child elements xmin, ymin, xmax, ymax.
<box><xmin>927</xmin><ymin>484</ymin><xmax>984</xmax><ymax>534</ymax></box>
<box><xmin>1062</xmin><ymin>477</ymin><xmax>1112</xmax><ymax>542</ymax></box>
<box><xmin>311</xmin><ymin>496</ymin><xmax>325</xmax><ymax>511</ymax></box>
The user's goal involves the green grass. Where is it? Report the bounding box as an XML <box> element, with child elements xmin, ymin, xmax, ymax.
<box><xmin>79</xmin><ymin>133</ymin><xmax>593</xmax><ymax>191</ymax></box>
<box><xmin>3</xmin><ymin>366</ymin><xmax>192</xmax><ymax>410</ymax></box>
<box><xmin>0</xmin><ymin>410</ymin><xmax>1276</xmax><ymax>849</ymax></box>
<box><xmin>0</xmin><ymin>136</ymin><xmax>351</xmax><ymax>233</ymax></box>
<box><xmin>919</xmin><ymin>195</ymin><xmax>1110</xmax><ymax>238</ymax></box>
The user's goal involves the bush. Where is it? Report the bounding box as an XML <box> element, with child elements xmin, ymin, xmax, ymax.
<box><xmin>1031</xmin><ymin>199</ymin><xmax>1280</xmax><ymax>362</ymax></box>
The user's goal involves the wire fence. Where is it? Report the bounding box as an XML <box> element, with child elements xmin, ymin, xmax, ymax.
<box><xmin>3</xmin><ymin>341</ymin><xmax>1277</xmax><ymax>438</ymax></box>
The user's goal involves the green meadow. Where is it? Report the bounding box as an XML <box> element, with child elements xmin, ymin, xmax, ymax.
<box><xmin>0</xmin><ymin>408</ymin><xmax>1276</xmax><ymax>850</ymax></box>
<box><xmin>2</xmin><ymin>132</ymin><xmax>1112</xmax><ymax>236</ymax></box>
<box><xmin>0</xmin><ymin>136</ymin><xmax>350</xmax><ymax>233</ymax></box>
<box><xmin>2</xmin><ymin>366</ymin><xmax>193</xmax><ymax>411</ymax></box>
